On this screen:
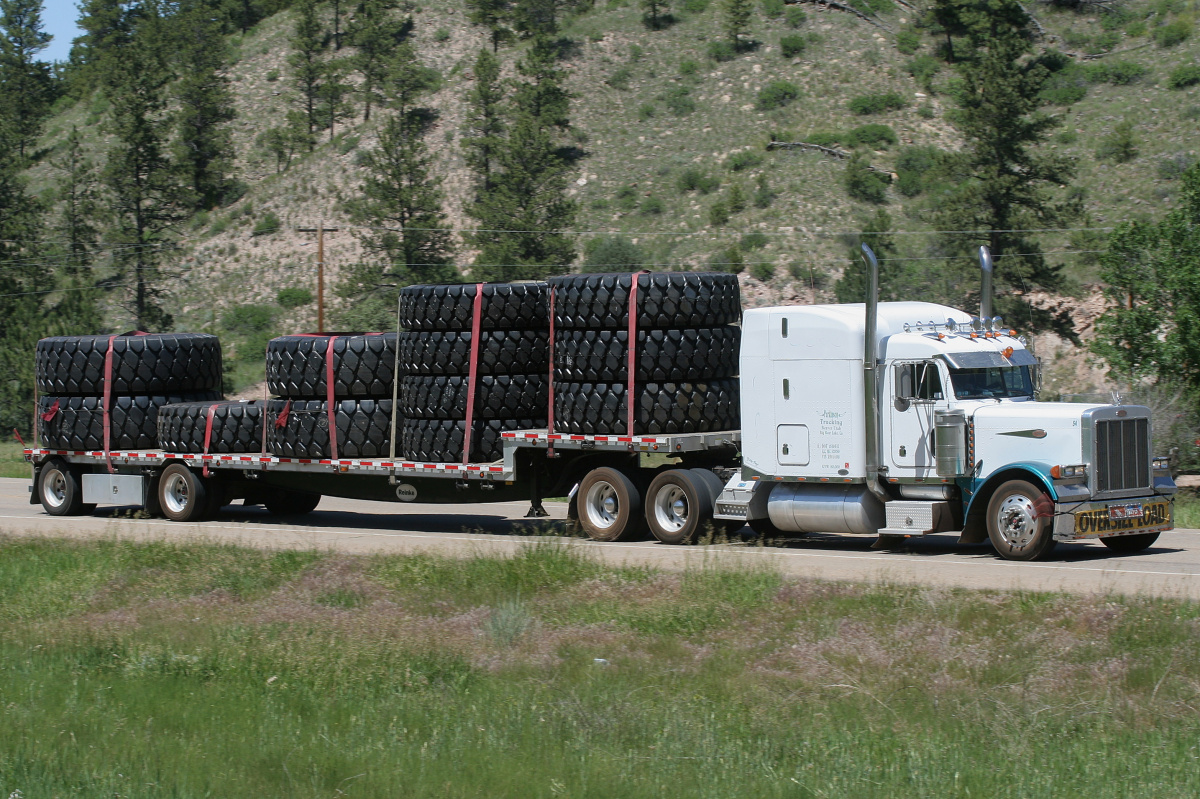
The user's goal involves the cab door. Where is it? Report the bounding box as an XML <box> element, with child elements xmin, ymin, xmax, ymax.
<box><xmin>887</xmin><ymin>360</ymin><xmax>947</xmax><ymax>474</ymax></box>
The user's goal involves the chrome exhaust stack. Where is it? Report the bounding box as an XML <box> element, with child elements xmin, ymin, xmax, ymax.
<box><xmin>861</xmin><ymin>243</ymin><xmax>889</xmax><ymax>505</ymax></box>
<box><xmin>979</xmin><ymin>245</ymin><xmax>993</xmax><ymax>322</ymax></box>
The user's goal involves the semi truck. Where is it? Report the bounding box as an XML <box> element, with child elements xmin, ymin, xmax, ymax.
<box><xmin>25</xmin><ymin>247</ymin><xmax>1177</xmax><ymax>561</ymax></box>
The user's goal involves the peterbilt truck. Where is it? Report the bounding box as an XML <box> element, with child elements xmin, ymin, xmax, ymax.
<box><xmin>714</xmin><ymin>246</ymin><xmax>1177</xmax><ymax>560</ymax></box>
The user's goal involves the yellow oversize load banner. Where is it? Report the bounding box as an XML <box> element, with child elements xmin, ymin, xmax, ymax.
<box><xmin>1073</xmin><ymin>501</ymin><xmax>1172</xmax><ymax>536</ymax></box>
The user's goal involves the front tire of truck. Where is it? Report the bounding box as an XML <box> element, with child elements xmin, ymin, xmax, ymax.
<box><xmin>1100</xmin><ymin>532</ymin><xmax>1160</xmax><ymax>553</ymax></box>
<box><xmin>38</xmin><ymin>459</ymin><xmax>94</xmax><ymax>516</ymax></box>
<box><xmin>158</xmin><ymin>463</ymin><xmax>210</xmax><ymax>523</ymax></box>
<box><xmin>578</xmin><ymin>467</ymin><xmax>646</xmax><ymax>542</ymax></box>
<box><xmin>986</xmin><ymin>479</ymin><xmax>1057</xmax><ymax>561</ymax></box>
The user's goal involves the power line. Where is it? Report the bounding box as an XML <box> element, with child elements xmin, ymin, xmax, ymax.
<box><xmin>348</xmin><ymin>223</ymin><xmax>1118</xmax><ymax>238</ymax></box>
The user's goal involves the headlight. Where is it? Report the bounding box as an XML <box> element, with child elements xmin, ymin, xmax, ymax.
<box><xmin>1051</xmin><ymin>464</ymin><xmax>1088</xmax><ymax>480</ymax></box>
<box><xmin>1153</xmin><ymin>457</ymin><xmax>1171</xmax><ymax>472</ymax></box>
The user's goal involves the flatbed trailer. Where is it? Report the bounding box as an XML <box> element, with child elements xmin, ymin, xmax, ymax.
<box><xmin>24</xmin><ymin>428</ymin><xmax>743</xmax><ymax>541</ymax></box>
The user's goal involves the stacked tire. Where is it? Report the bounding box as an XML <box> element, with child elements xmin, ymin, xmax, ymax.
<box><xmin>35</xmin><ymin>333</ymin><xmax>223</xmax><ymax>451</ymax></box>
<box><xmin>548</xmin><ymin>272</ymin><xmax>741</xmax><ymax>435</ymax></box>
<box><xmin>398</xmin><ymin>283</ymin><xmax>548</xmax><ymax>462</ymax></box>
<box><xmin>156</xmin><ymin>400</ymin><xmax>263</xmax><ymax>454</ymax></box>
<box><xmin>263</xmin><ymin>333</ymin><xmax>398</xmax><ymax>459</ymax></box>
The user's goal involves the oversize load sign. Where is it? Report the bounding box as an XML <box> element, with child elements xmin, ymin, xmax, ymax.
<box><xmin>1074</xmin><ymin>502</ymin><xmax>1171</xmax><ymax>535</ymax></box>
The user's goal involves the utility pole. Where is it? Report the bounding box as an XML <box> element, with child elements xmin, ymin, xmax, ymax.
<box><xmin>296</xmin><ymin>225</ymin><xmax>340</xmax><ymax>333</ymax></box>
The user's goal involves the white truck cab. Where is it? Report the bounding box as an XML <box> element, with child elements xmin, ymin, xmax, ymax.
<box><xmin>718</xmin><ymin>251</ymin><xmax>1176</xmax><ymax>560</ymax></box>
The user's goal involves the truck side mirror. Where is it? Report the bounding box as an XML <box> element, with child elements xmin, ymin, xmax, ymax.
<box><xmin>895</xmin><ymin>364</ymin><xmax>915</xmax><ymax>411</ymax></box>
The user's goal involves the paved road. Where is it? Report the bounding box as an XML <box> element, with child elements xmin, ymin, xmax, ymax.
<box><xmin>3</xmin><ymin>477</ymin><xmax>1198</xmax><ymax>599</ymax></box>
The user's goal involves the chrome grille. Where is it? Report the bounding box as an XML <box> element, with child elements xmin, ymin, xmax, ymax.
<box><xmin>1094</xmin><ymin>417</ymin><xmax>1150</xmax><ymax>494</ymax></box>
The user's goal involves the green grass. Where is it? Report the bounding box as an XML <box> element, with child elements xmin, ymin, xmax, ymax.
<box><xmin>0</xmin><ymin>441</ymin><xmax>31</xmax><ymax>479</ymax></box>
<box><xmin>1173</xmin><ymin>490</ymin><xmax>1200</xmax><ymax>527</ymax></box>
<box><xmin>4</xmin><ymin>536</ymin><xmax>1200</xmax><ymax>797</ymax></box>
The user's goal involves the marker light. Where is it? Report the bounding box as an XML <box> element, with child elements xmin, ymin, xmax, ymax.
<box><xmin>945</xmin><ymin>318</ymin><xmax>957</xmax><ymax>332</ymax></box>
<box><xmin>991</xmin><ymin>316</ymin><xmax>1004</xmax><ymax>332</ymax></box>
<box><xmin>971</xmin><ymin>316</ymin><xmax>983</xmax><ymax>332</ymax></box>
<box><xmin>1003</xmin><ymin>346</ymin><xmax>1014</xmax><ymax>358</ymax></box>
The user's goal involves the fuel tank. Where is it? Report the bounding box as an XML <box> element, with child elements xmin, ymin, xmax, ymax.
<box><xmin>766</xmin><ymin>482</ymin><xmax>885</xmax><ymax>534</ymax></box>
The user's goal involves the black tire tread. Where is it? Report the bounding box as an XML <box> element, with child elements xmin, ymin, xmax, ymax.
<box><xmin>37</xmin><ymin>392</ymin><xmax>223</xmax><ymax>451</ymax></box>
<box><xmin>399</xmin><ymin>282</ymin><xmax>549</xmax><ymax>331</ymax></box>
<box><xmin>265</xmin><ymin>333</ymin><xmax>398</xmax><ymax>399</ymax></box>
<box><xmin>35</xmin><ymin>333</ymin><xmax>223</xmax><ymax>396</ymax></box>
<box><xmin>400</xmin><ymin>374</ymin><xmax>548</xmax><ymax>420</ymax></box>
<box><xmin>400</xmin><ymin>418</ymin><xmax>544</xmax><ymax>463</ymax></box>
<box><xmin>399</xmin><ymin>330</ymin><xmax>549</xmax><ymax>376</ymax></box>
<box><xmin>548</xmin><ymin>272</ymin><xmax>740</xmax><ymax>330</ymax></box>
<box><xmin>265</xmin><ymin>398</ymin><xmax>395</xmax><ymax>459</ymax></box>
<box><xmin>156</xmin><ymin>400</ymin><xmax>264</xmax><ymax>454</ymax></box>
<box><xmin>553</xmin><ymin>380</ymin><xmax>739</xmax><ymax>436</ymax></box>
<box><xmin>555</xmin><ymin>326</ymin><xmax>740</xmax><ymax>382</ymax></box>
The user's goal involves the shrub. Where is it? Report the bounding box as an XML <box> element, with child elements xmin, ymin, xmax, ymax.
<box><xmin>750</xmin><ymin>261</ymin><xmax>775</xmax><ymax>281</ymax></box>
<box><xmin>1093</xmin><ymin>31</ymin><xmax>1120</xmax><ymax>52</ymax></box>
<box><xmin>894</xmin><ymin>145</ymin><xmax>939</xmax><ymax>197</ymax></box>
<box><xmin>1125</xmin><ymin>19</ymin><xmax>1147</xmax><ymax>37</ymax></box>
<box><xmin>1039</xmin><ymin>64</ymin><xmax>1088</xmax><ymax>105</ymax></box>
<box><xmin>780</xmin><ymin>33</ymin><xmax>806</xmax><ymax>58</ymax></box>
<box><xmin>640</xmin><ymin>195</ymin><xmax>665</xmax><ymax>214</ymax></box>
<box><xmin>265</xmin><ymin>69</ymin><xmax>280</xmax><ymax>82</ymax></box>
<box><xmin>917</xmin><ymin>103</ymin><xmax>935</xmax><ymax>118</ymax></box>
<box><xmin>804</xmin><ymin>131</ymin><xmax>842</xmax><ymax>148</ymax></box>
<box><xmin>727</xmin><ymin>184</ymin><xmax>747</xmax><ymax>213</ymax></box>
<box><xmin>638</xmin><ymin>103</ymin><xmax>656</xmax><ymax>121</ymax></box>
<box><xmin>252</xmin><ymin>211</ymin><xmax>281</xmax><ymax>236</ymax></box>
<box><xmin>727</xmin><ymin>150</ymin><xmax>764</xmax><ymax>171</ymax></box>
<box><xmin>680</xmin><ymin>0</ymin><xmax>709</xmax><ymax>12</ymax></box>
<box><xmin>223</xmin><ymin>304</ymin><xmax>275</xmax><ymax>334</ymax></box>
<box><xmin>209</xmin><ymin>215</ymin><xmax>230</xmax><ymax>235</ymax></box>
<box><xmin>709</xmin><ymin>200</ymin><xmax>730</xmax><ymax>226</ymax></box>
<box><xmin>678</xmin><ymin>167</ymin><xmax>719</xmax><ymax>193</ymax></box>
<box><xmin>740</xmin><ymin>231</ymin><xmax>769</xmax><ymax>249</ymax></box>
<box><xmin>757</xmin><ymin>80</ymin><xmax>801</xmax><ymax>110</ymax></box>
<box><xmin>896</xmin><ymin>28</ymin><xmax>921</xmax><ymax>54</ymax></box>
<box><xmin>845</xmin><ymin>153</ymin><xmax>888</xmax><ymax>203</ymax></box>
<box><xmin>1168</xmin><ymin>65</ymin><xmax>1200</xmax><ymax>88</ymax></box>
<box><xmin>707</xmin><ymin>40</ymin><xmax>736</xmax><ymax>61</ymax></box>
<box><xmin>1087</xmin><ymin>60</ymin><xmax>1149</xmax><ymax>85</ymax></box>
<box><xmin>679</xmin><ymin>59</ymin><xmax>700</xmax><ymax>76</ymax></box>
<box><xmin>753</xmin><ymin>174</ymin><xmax>774</xmax><ymax>208</ymax></box>
<box><xmin>607</xmin><ymin>66</ymin><xmax>633</xmax><ymax>89</ymax></box>
<box><xmin>1155</xmin><ymin>19</ymin><xmax>1192</xmax><ymax>47</ymax></box>
<box><xmin>433</xmin><ymin>27</ymin><xmax>451</xmax><ymax>42</ymax></box>
<box><xmin>663</xmin><ymin>86</ymin><xmax>696</xmax><ymax>115</ymax></box>
<box><xmin>1158</xmin><ymin>153</ymin><xmax>1196</xmax><ymax>180</ymax></box>
<box><xmin>337</xmin><ymin>134</ymin><xmax>360</xmax><ymax>155</ymax></box>
<box><xmin>785</xmin><ymin>5</ymin><xmax>806</xmax><ymax>26</ymax></box>
<box><xmin>907</xmin><ymin>55</ymin><xmax>940</xmax><ymax>90</ymax></box>
<box><xmin>1096</xmin><ymin>120</ymin><xmax>1138</xmax><ymax>163</ymax></box>
<box><xmin>277</xmin><ymin>288</ymin><xmax>313</xmax><ymax>309</ymax></box>
<box><xmin>848</xmin><ymin>91</ymin><xmax>908</xmax><ymax>115</ymax></box>
<box><xmin>584</xmin><ymin>236</ymin><xmax>646</xmax><ymax>271</ymax></box>
<box><xmin>1056</xmin><ymin>129</ymin><xmax>1079</xmax><ymax>144</ymax></box>
<box><xmin>615</xmin><ymin>185</ymin><xmax>640</xmax><ymax>211</ymax></box>
<box><xmin>849</xmin><ymin>123</ymin><xmax>897</xmax><ymax>147</ymax></box>
<box><xmin>708</xmin><ymin>246</ymin><xmax>743</xmax><ymax>272</ymax></box>
<box><xmin>761</xmin><ymin>0</ymin><xmax>785</xmax><ymax>16</ymax></box>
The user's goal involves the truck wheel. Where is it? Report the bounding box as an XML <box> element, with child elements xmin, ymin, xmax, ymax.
<box><xmin>986</xmin><ymin>479</ymin><xmax>1057</xmax><ymax>561</ymax></box>
<box><xmin>1101</xmin><ymin>532</ymin><xmax>1160</xmax><ymax>553</ymax></box>
<box><xmin>38</xmin><ymin>459</ymin><xmax>94</xmax><ymax>516</ymax></box>
<box><xmin>646</xmin><ymin>469</ymin><xmax>714</xmax><ymax>544</ymax></box>
<box><xmin>264</xmin><ymin>490</ymin><xmax>321</xmax><ymax>515</ymax></box>
<box><xmin>577</xmin><ymin>467</ymin><xmax>646</xmax><ymax>542</ymax></box>
<box><xmin>158</xmin><ymin>463</ymin><xmax>210</xmax><ymax>522</ymax></box>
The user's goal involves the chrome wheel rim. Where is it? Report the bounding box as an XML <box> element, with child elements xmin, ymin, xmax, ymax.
<box><xmin>996</xmin><ymin>492</ymin><xmax>1038</xmax><ymax>549</ymax></box>
<box><xmin>43</xmin><ymin>468</ymin><xmax>67</xmax><ymax>509</ymax></box>
<box><xmin>162</xmin><ymin>472</ymin><xmax>190</xmax><ymax>515</ymax></box>
<box><xmin>653</xmin><ymin>485</ymin><xmax>689</xmax><ymax>534</ymax></box>
<box><xmin>584</xmin><ymin>481</ymin><xmax>620</xmax><ymax>531</ymax></box>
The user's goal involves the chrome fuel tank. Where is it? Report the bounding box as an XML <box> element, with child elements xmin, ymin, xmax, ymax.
<box><xmin>766</xmin><ymin>483</ymin><xmax>885</xmax><ymax>534</ymax></box>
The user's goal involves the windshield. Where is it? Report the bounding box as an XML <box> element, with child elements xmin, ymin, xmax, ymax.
<box><xmin>948</xmin><ymin>366</ymin><xmax>1035</xmax><ymax>400</ymax></box>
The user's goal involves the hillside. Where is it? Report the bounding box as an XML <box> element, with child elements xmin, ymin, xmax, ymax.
<box><xmin>27</xmin><ymin>0</ymin><xmax>1200</xmax><ymax>394</ymax></box>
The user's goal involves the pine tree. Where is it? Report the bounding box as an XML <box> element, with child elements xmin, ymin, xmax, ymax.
<box><xmin>462</xmin><ymin>48</ymin><xmax>505</xmax><ymax>192</ymax></box>
<box><xmin>102</xmin><ymin>25</ymin><xmax>186</xmax><ymax>330</ymax></box>
<box><xmin>642</xmin><ymin>0</ymin><xmax>670</xmax><ymax>29</ymax></box>
<box><xmin>290</xmin><ymin>0</ymin><xmax>326</xmax><ymax>140</ymax></box>
<box><xmin>927</xmin><ymin>0</ymin><xmax>1076</xmax><ymax>334</ymax></box>
<box><xmin>52</xmin><ymin>126</ymin><xmax>102</xmax><ymax>275</ymax></box>
<box><xmin>342</xmin><ymin>45</ymin><xmax>455</xmax><ymax>329</ymax></box>
<box><xmin>723</xmin><ymin>0</ymin><xmax>751</xmax><ymax>49</ymax></box>
<box><xmin>317</xmin><ymin>58</ymin><xmax>354</xmax><ymax>139</ymax></box>
<box><xmin>469</xmin><ymin>37</ymin><xmax>577</xmax><ymax>280</ymax></box>
<box><xmin>348</xmin><ymin>0</ymin><xmax>410</xmax><ymax>122</ymax></box>
<box><xmin>171</xmin><ymin>7</ymin><xmax>237</xmax><ymax>210</ymax></box>
<box><xmin>0</xmin><ymin>0</ymin><xmax>55</xmax><ymax>159</ymax></box>
<box><xmin>465</xmin><ymin>0</ymin><xmax>512</xmax><ymax>51</ymax></box>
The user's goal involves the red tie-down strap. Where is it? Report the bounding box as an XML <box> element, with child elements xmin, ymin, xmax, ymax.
<box><xmin>39</xmin><ymin>400</ymin><xmax>59</xmax><ymax>423</ymax></box>
<box><xmin>12</xmin><ymin>428</ymin><xmax>26</xmax><ymax>447</ymax></box>
<box><xmin>546</xmin><ymin>287</ymin><xmax>556</xmax><ymax>458</ymax></box>
<box><xmin>461</xmin><ymin>284</ymin><xmax>486</xmax><ymax>464</ymax></box>
<box><xmin>202</xmin><ymin>402</ymin><xmax>219</xmax><ymax>477</ymax></box>
<box><xmin>626</xmin><ymin>271</ymin><xmax>651</xmax><ymax>436</ymax></box>
<box><xmin>102</xmin><ymin>331</ymin><xmax>150</xmax><ymax>474</ymax></box>
<box><xmin>324</xmin><ymin>335</ymin><xmax>339</xmax><ymax>461</ymax></box>
<box><xmin>274</xmin><ymin>399</ymin><xmax>292</xmax><ymax>429</ymax></box>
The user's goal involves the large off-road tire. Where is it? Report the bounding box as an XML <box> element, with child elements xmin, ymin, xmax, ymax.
<box><xmin>157</xmin><ymin>462</ymin><xmax>210</xmax><ymax>522</ymax></box>
<box><xmin>37</xmin><ymin>458</ymin><xmax>95</xmax><ymax>516</ymax></box>
<box><xmin>265</xmin><ymin>333</ymin><xmax>398</xmax><ymax>399</ymax></box>
<box><xmin>265</xmin><ymin>399</ymin><xmax>394</xmax><ymax>459</ymax></box>
<box><xmin>399</xmin><ymin>330</ymin><xmax>550</xmax><ymax>376</ymax></box>
<box><xmin>399</xmin><ymin>374</ymin><xmax>548</xmax><ymax>420</ymax></box>
<box><xmin>577</xmin><ymin>466</ymin><xmax>647</xmax><ymax>541</ymax></box>
<box><xmin>37</xmin><ymin>391</ymin><xmax>223</xmax><ymax>451</ymax></box>
<box><xmin>548</xmin><ymin>272</ymin><xmax>741</xmax><ymax>330</ymax></box>
<box><xmin>399</xmin><ymin>282</ymin><xmax>550</xmax><ymax>331</ymax></box>
<box><xmin>986</xmin><ymin>479</ymin><xmax>1057</xmax><ymax>561</ymax></box>
<box><xmin>156</xmin><ymin>400</ymin><xmax>263</xmax><ymax>453</ymax></box>
<box><xmin>399</xmin><ymin>417</ymin><xmax>544</xmax><ymax>463</ymax></box>
<box><xmin>1101</xmin><ymin>532</ymin><xmax>1161</xmax><ymax>553</ymax></box>
<box><xmin>554</xmin><ymin>326</ymin><xmax>741</xmax><ymax>382</ymax></box>
<box><xmin>552</xmin><ymin>380</ymin><xmax>739</xmax><ymax>436</ymax></box>
<box><xmin>35</xmin><ymin>333</ymin><xmax>223</xmax><ymax>395</ymax></box>
<box><xmin>645</xmin><ymin>469</ymin><xmax>714</xmax><ymax>545</ymax></box>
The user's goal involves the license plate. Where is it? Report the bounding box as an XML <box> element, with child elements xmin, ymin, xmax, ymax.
<box><xmin>1109</xmin><ymin>503</ymin><xmax>1143</xmax><ymax>520</ymax></box>
<box><xmin>1074</xmin><ymin>502</ymin><xmax>1171</xmax><ymax>536</ymax></box>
